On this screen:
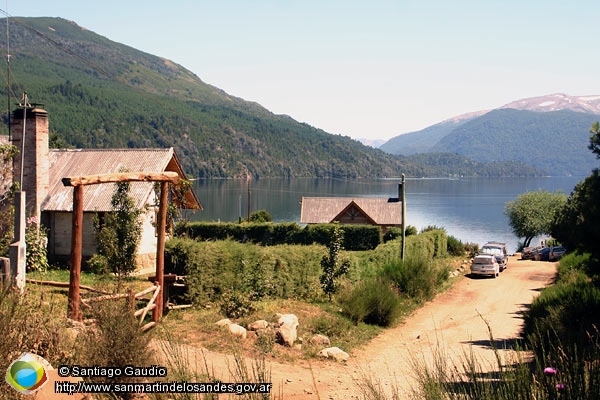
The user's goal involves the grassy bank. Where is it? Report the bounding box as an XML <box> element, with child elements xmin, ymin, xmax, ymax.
<box><xmin>160</xmin><ymin>229</ymin><xmax>457</xmax><ymax>359</ymax></box>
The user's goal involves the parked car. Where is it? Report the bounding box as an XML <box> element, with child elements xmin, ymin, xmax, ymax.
<box><xmin>480</xmin><ymin>242</ymin><xmax>508</xmax><ymax>271</ymax></box>
<box><xmin>471</xmin><ymin>254</ymin><xmax>500</xmax><ymax>278</ymax></box>
<box><xmin>534</xmin><ymin>247</ymin><xmax>551</xmax><ymax>261</ymax></box>
<box><xmin>521</xmin><ymin>245</ymin><xmax>543</xmax><ymax>260</ymax></box>
<box><xmin>549</xmin><ymin>246</ymin><xmax>566</xmax><ymax>261</ymax></box>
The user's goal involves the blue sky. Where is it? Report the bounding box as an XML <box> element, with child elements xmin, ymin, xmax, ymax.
<box><xmin>4</xmin><ymin>1</ymin><xmax>600</xmax><ymax>141</ymax></box>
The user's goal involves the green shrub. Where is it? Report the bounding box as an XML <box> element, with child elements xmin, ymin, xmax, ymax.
<box><xmin>72</xmin><ymin>300</ymin><xmax>154</xmax><ymax>383</ymax></box>
<box><xmin>524</xmin><ymin>280</ymin><xmax>600</xmax><ymax>361</ymax></box>
<box><xmin>249</xmin><ymin>209</ymin><xmax>272</xmax><ymax>223</ymax></box>
<box><xmin>447</xmin><ymin>235</ymin><xmax>466</xmax><ymax>256</ymax></box>
<box><xmin>255</xmin><ymin>329</ymin><xmax>276</xmax><ymax>354</ymax></box>
<box><xmin>339</xmin><ymin>277</ymin><xmax>401</xmax><ymax>327</ymax></box>
<box><xmin>406</xmin><ymin>225</ymin><xmax>418</xmax><ymax>236</ymax></box>
<box><xmin>219</xmin><ymin>290</ymin><xmax>256</xmax><ymax>319</ymax></box>
<box><xmin>383</xmin><ymin>254</ymin><xmax>449</xmax><ymax>303</ymax></box>
<box><xmin>245</xmin><ymin>259</ymin><xmax>275</xmax><ymax>301</ymax></box>
<box><xmin>86</xmin><ymin>254</ymin><xmax>110</xmax><ymax>275</ymax></box>
<box><xmin>25</xmin><ymin>218</ymin><xmax>49</xmax><ymax>273</ymax></box>
<box><xmin>556</xmin><ymin>252</ymin><xmax>593</xmax><ymax>284</ymax></box>
<box><xmin>383</xmin><ymin>227</ymin><xmax>401</xmax><ymax>243</ymax></box>
<box><xmin>464</xmin><ymin>242</ymin><xmax>480</xmax><ymax>258</ymax></box>
<box><xmin>93</xmin><ymin>181</ymin><xmax>143</xmax><ymax>277</ymax></box>
<box><xmin>304</xmin><ymin>313</ymin><xmax>354</xmax><ymax>340</ymax></box>
<box><xmin>320</xmin><ymin>225</ymin><xmax>351</xmax><ymax>301</ymax></box>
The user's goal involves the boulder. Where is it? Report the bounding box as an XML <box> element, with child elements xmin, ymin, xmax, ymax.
<box><xmin>309</xmin><ymin>334</ymin><xmax>331</xmax><ymax>346</ymax></box>
<box><xmin>228</xmin><ymin>323</ymin><xmax>247</xmax><ymax>339</ymax></box>
<box><xmin>215</xmin><ymin>318</ymin><xmax>232</xmax><ymax>327</ymax></box>
<box><xmin>319</xmin><ymin>347</ymin><xmax>349</xmax><ymax>362</ymax></box>
<box><xmin>248</xmin><ymin>319</ymin><xmax>269</xmax><ymax>331</ymax></box>
<box><xmin>276</xmin><ymin>313</ymin><xmax>299</xmax><ymax>346</ymax></box>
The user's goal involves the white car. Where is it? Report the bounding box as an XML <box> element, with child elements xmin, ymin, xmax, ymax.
<box><xmin>470</xmin><ymin>254</ymin><xmax>500</xmax><ymax>278</ymax></box>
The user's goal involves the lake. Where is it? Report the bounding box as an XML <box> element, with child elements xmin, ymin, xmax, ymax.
<box><xmin>188</xmin><ymin>176</ymin><xmax>584</xmax><ymax>253</ymax></box>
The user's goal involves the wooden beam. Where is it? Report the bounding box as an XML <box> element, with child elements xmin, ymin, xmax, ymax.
<box><xmin>68</xmin><ymin>184</ymin><xmax>83</xmax><ymax>322</ymax></box>
<box><xmin>82</xmin><ymin>285</ymin><xmax>158</xmax><ymax>303</ymax></box>
<box><xmin>26</xmin><ymin>279</ymin><xmax>110</xmax><ymax>294</ymax></box>
<box><xmin>62</xmin><ymin>171</ymin><xmax>180</xmax><ymax>187</ymax></box>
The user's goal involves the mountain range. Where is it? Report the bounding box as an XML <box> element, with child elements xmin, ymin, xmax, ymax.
<box><xmin>0</xmin><ymin>17</ymin><xmax>577</xmax><ymax>178</ymax></box>
<box><xmin>380</xmin><ymin>94</ymin><xmax>600</xmax><ymax>176</ymax></box>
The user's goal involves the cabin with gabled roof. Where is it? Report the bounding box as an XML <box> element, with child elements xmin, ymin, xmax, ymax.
<box><xmin>300</xmin><ymin>186</ymin><xmax>403</xmax><ymax>234</ymax></box>
<box><xmin>11</xmin><ymin>106</ymin><xmax>202</xmax><ymax>269</ymax></box>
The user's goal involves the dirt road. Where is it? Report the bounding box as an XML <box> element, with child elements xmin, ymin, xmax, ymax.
<box><xmin>158</xmin><ymin>256</ymin><xmax>557</xmax><ymax>399</ymax></box>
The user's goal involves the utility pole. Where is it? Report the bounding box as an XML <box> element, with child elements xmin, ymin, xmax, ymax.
<box><xmin>9</xmin><ymin>93</ymin><xmax>31</xmax><ymax>293</ymax></box>
<box><xmin>6</xmin><ymin>15</ymin><xmax>10</xmax><ymax>139</ymax></box>
<box><xmin>246</xmin><ymin>173</ymin><xmax>251</xmax><ymax>222</ymax></box>
<box><xmin>401</xmin><ymin>174</ymin><xmax>406</xmax><ymax>262</ymax></box>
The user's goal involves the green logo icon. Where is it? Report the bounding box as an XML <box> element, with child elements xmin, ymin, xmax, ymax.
<box><xmin>5</xmin><ymin>352</ymin><xmax>49</xmax><ymax>394</ymax></box>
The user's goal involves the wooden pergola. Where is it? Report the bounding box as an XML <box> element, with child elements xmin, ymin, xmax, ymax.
<box><xmin>62</xmin><ymin>171</ymin><xmax>181</xmax><ymax>323</ymax></box>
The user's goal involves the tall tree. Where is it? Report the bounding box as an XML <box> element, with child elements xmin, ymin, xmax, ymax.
<box><xmin>551</xmin><ymin>121</ymin><xmax>600</xmax><ymax>263</ymax></box>
<box><xmin>504</xmin><ymin>190</ymin><xmax>567</xmax><ymax>248</ymax></box>
<box><xmin>551</xmin><ymin>170</ymin><xmax>600</xmax><ymax>261</ymax></box>
<box><xmin>589</xmin><ymin>121</ymin><xmax>600</xmax><ymax>158</ymax></box>
<box><xmin>0</xmin><ymin>144</ymin><xmax>18</xmax><ymax>256</ymax></box>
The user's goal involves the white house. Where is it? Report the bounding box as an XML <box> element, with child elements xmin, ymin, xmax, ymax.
<box><xmin>10</xmin><ymin>106</ymin><xmax>202</xmax><ymax>269</ymax></box>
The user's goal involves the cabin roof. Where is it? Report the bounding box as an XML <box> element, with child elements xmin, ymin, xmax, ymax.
<box><xmin>43</xmin><ymin>148</ymin><xmax>202</xmax><ymax>212</ymax></box>
<box><xmin>300</xmin><ymin>196</ymin><xmax>402</xmax><ymax>225</ymax></box>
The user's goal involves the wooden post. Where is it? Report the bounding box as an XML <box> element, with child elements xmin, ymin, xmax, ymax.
<box><xmin>153</xmin><ymin>181</ymin><xmax>168</xmax><ymax>322</ymax></box>
<box><xmin>62</xmin><ymin>171</ymin><xmax>188</xmax><ymax>324</ymax></box>
<box><xmin>68</xmin><ymin>185</ymin><xmax>83</xmax><ymax>321</ymax></box>
<box><xmin>128</xmin><ymin>289</ymin><xmax>136</xmax><ymax>312</ymax></box>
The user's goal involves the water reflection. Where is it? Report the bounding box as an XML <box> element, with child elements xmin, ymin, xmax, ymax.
<box><xmin>190</xmin><ymin>177</ymin><xmax>582</xmax><ymax>252</ymax></box>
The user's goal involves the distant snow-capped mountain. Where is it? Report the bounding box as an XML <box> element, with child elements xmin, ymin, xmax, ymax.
<box><xmin>500</xmin><ymin>93</ymin><xmax>600</xmax><ymax>114</ymax></box>
<box><xmin>379</xmin><ymin>93</ymin><xmax>600</xmax><ymax>176</ymax></box>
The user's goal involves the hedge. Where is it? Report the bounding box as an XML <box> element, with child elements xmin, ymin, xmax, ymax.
<box><xmin>404</xmin><ymin>229</ymin><xmax>448</xmax><ymax>259</ymax></box>
<box><xmin>165</xmin><ymin>238</ymin><xmax>325</xmax><ymax>304</ymax></box>
<box><xmin>165</xmin><ymin>228</ymin><xmax>450</xmax><ymax>307</ymax></box>
<box><xmin>175</xmin><ymin>221</ymin><xmax>382</xmax><ymax>251</ymax></box>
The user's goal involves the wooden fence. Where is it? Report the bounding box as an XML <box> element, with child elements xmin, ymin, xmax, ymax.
<box><xmin>81</xmin><ymin>285</ymin><xmax>161</xmax><ymax>332</ymax></box>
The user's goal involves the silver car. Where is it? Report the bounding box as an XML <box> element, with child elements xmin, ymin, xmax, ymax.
<box><xmin>471</xmin><ymin>254</ymin><xmax>500</xmax><ymax>278</ymax></box>
<box><xmin>480</xmin><ymin>242</ymin><xmax>508</xmax><ymax>271</ymax></box>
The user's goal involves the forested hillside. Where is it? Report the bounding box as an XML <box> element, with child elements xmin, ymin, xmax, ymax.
<box><xmin>382</xmin><ymin>104</ymin><xmax>599</xmax><ymax>176</ymax></box>
<box><xmin>431</xmin><ymin>109</ymin><xmax>598</xmax><ymax>176</ymax></box>
<box><xmin>380</xmin><ymin>118</ymin><xmax>473</xmax><ymax>155</ymax></box>
<box><xmin>0</xmin><ymin>17</ymin><xmax>544</xmax><ymax>178</ymax></box>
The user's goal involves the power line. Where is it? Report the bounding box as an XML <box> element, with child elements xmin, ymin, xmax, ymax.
<box><xmin>0</xmin><ymin>10</ymin><xmax>116</xmax><ymax>82</ymax></box>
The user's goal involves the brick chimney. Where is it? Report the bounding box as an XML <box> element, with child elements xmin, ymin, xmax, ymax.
<box><xmin>11</xmin><ymin>105</ymin><xmax>49</xmax><ymax>223</ymax></box>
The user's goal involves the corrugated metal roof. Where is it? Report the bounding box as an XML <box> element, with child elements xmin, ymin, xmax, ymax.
<box><xmin>43</xmin><ymin>148</ymin><xmax>201</xmax><ymax>212</ymax></box>
<box><xmin>300</xmin><ymin>197</ymin><xmax>402</xmax><ymax>225</ymax></box>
